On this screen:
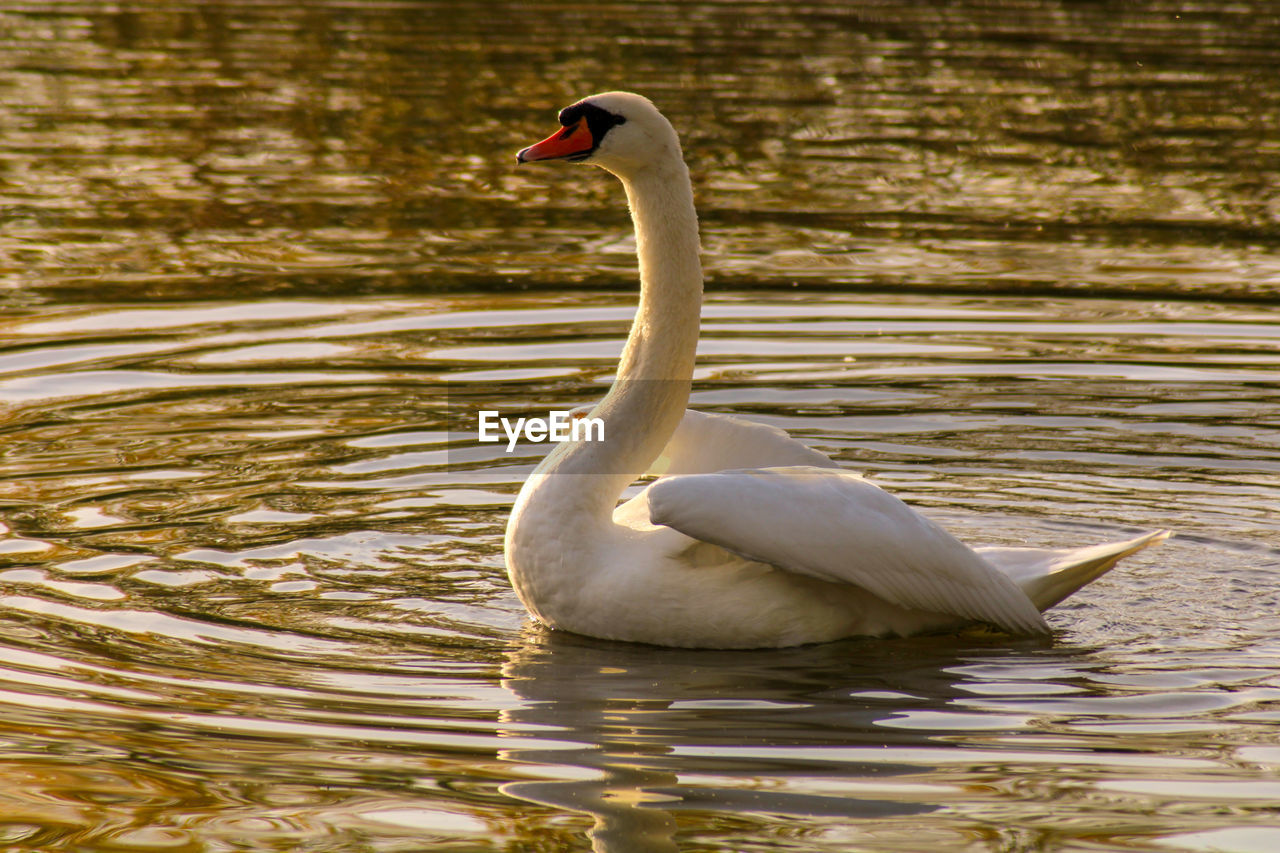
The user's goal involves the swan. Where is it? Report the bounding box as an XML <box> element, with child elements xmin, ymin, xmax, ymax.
<box><xmin>505</xmin><ymin>91</ymin><xmax>1169</xmax><ymax>649</ymax></box>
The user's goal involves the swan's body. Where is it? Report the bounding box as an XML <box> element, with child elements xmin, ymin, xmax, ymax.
<box><xmin>505</xmin><ymin>92</ymin><xmax>1168</xmax><ymax>649</ymax></box>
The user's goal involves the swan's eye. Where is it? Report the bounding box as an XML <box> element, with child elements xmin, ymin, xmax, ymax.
<box><xmin>582</xmin><ymin>108</ymin><xmax>625</xmax><ymax>142</ymax></box>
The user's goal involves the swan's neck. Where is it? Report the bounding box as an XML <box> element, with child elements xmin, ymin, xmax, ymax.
<box><xmin>617</xmin><ymin>160</ymin><xmax>703</xmax><ymax>393</ymax></box>
<box><xmin>533</xmin><ymin>158</ymin><xmax>702</xmax><ymax>513</ymax></box>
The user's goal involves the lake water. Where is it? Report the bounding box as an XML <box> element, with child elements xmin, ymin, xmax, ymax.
<box><xmin>2</xmin><ymin>2</ymin><xmax>1279</xmax><ymax>851</ymax></box>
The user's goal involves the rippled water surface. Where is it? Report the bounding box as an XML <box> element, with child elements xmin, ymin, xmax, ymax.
<box><xmin>3</xmin><ymin>2</ymin><xmax>1280</xmax><ymax>851</ymax></box>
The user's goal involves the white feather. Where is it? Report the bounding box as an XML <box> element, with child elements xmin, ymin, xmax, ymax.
<box><xmin>648</xmin><ymin>467</ymin><xmax>1048</xmax><ymax>635</ymax></box>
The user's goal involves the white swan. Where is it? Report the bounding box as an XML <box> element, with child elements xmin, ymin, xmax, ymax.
<box><xmin>505</xmin><ymin>92</ymin><xmax>1168</xmax><ymax>649</ymax></box>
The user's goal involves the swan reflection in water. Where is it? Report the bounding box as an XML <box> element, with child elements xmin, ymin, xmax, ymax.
<box><xmin>490</xmin><ymin>627</ymin><xmax>1078</xmax><ymax>851</ymax></box>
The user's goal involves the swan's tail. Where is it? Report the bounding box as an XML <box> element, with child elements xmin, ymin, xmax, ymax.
<box><xmin>976</xmin><ymin>530</ymin><xmax>1172</xmax><ymax>612</ymax></box>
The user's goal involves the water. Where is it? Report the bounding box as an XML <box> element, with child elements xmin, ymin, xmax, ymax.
<box><xmin>2</xmin><ymin>2</ymin><xmax>1280</xmax><ymax>851</ymax></box>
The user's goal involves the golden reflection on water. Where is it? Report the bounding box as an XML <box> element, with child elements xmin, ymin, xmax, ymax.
<box><xmin>4</xmin><ymin>1</ymin><xmax>1280</xmax><ymax>304</ymax></box>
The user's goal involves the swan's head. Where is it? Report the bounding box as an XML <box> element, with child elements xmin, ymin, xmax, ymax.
<box><xmin>516</xmin><ymin>91</ymin><xmax>681</xmax><ymax>178</ymax></box>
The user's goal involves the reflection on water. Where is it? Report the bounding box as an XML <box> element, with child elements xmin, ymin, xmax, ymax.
<box><xmin>2</xmin><ymin>0</ymin><xmax>1280</xmax><ymax>850</ymax></box>
<box><xmin>499</xmin><ymin>627</ymin><xmax>1280</xmax><ymax>852</ymax></box>
<box><xmin>499</xmin><ymin>631</ymin><xmax>945</xmax><ymax>853</ymax></box>
<box><xmin>4</xmin><ymin>0</ymin><xmax>1279</xmax><ymax>305</ymax></box>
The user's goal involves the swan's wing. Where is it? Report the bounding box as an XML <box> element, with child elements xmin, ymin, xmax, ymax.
<box><xmin>644</xmin><ymin>409</ymin><xmax>837</xmax><ymax>476</ymax></box>
<box><xmin>977</xmin><ymin>530</ymin><xmax>1170</xmax><ymax>610</ymax></box>
<box><xmin>648</xmin><ymin>467</ymin><xmax>1048</xmax><ymax>635</ymax></box>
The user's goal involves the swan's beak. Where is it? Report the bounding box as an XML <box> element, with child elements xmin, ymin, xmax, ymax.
<box><xmin>516</xmin><ymin>118</ymin><xmax>594</xmax><ymax>164</ymax></box>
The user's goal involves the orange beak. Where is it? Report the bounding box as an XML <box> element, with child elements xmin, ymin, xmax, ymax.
<box><xmin>516</xmin><ymin>117</ymin><xmax>595</xmax><ymax>164</ymax></box>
